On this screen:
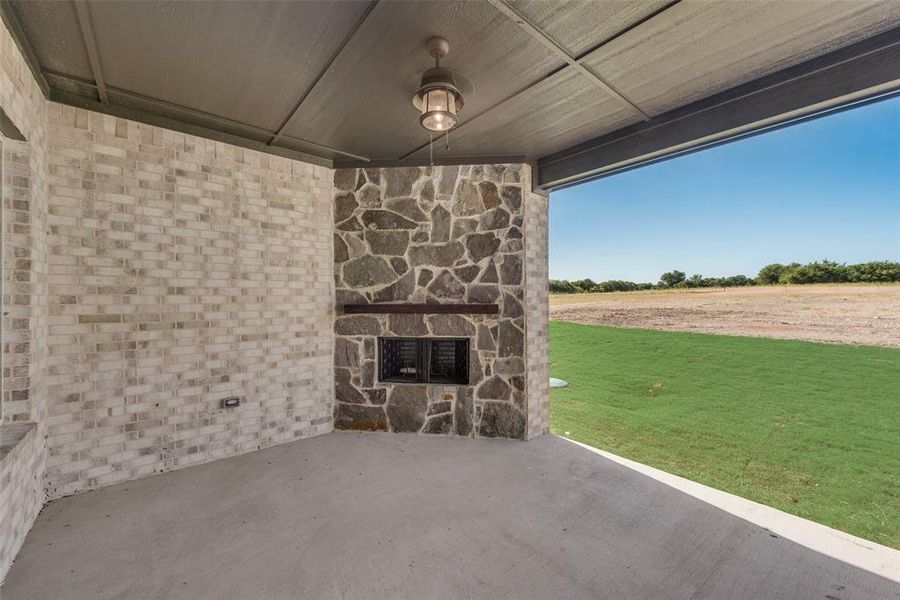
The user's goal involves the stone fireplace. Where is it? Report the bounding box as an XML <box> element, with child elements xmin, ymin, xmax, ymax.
<box><xmin>332</xmin><ymin>163</ymin><xmax>549</xmax><ymax>439</ymax></box>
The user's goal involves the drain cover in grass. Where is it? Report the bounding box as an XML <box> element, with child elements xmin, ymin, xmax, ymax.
<box><xmin>549</xmin><ymin>377</ymin><xmax>569</xmax><ymax>388</ymax></box>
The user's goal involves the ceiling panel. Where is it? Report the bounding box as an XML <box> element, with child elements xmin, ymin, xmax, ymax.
<box><xmin>82</xmin><ymin>0</ymin><xmax>372</xmax><ymax>132</ymax></box>
<box><xmin>582</xmin><ymin>0</ymin><xmax>900</xmax><ymax>117</ymax></box>
<box><xmin>6</xmin><ymin>0</ymin><xmax>898</xmax><ymax>172</ymax></box>
<box><xmin>10</xmin><ymin>0</ymin><xmax>92</xmax><ymax>81</ymax></box>
<box><xmin>281</xmin><ymin>0</ymin><xmax>562</xmax><ymax>159</ymax></box>
<box><xmin>508</xmin><ymin>0</ymin><xmax>671</xmax><ymax>57</ymax></box>
<box><xmin>405</xmin><ymin>69</ymin><xmax>640</xmax><ymax>161</ymax></box>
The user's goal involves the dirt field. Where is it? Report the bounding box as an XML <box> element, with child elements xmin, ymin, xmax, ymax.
<box><xmin>549</xmin><ymin>284</ymin><xmax>900</xmax><ymax>347</ymax></box>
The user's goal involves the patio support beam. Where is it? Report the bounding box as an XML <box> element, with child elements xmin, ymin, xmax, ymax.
<box><xmin>49</xmin><ymin>88</ymin><xmax>335</xmax><ymax>168</ymax></box>
<box><xmin>334</xmin><ymin>154</ymin><xmax>528</xmax><ymax>169</ymax></box>
<box><xmin>536</xmin><ymin>26</ymin><xmax>900</xmax><ymax>191</ymax></box>
<box><xmin>268</xmin><ymin>0</ymin><xmax>379</xmax><ymax>147</ymax></box>
<box><xmin>73</xmin><ymin>0</ymin><xmax>108</xmax><ymax>103</ymax></box>
<box><xmin>43</xmin><ymin>70</ymin><xmax>370</xmax><ymax>162</ymax></box>
<box><xmin>486</xmin><ymin>0</ymin><xmax>650</xmax><ymax>121</ymax></box>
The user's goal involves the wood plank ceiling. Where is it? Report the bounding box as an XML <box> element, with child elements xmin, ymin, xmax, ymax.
<box><xmin>3</xmin><ymin>0</ymin><xmax>899</xmax><ymax>189</ymax></box>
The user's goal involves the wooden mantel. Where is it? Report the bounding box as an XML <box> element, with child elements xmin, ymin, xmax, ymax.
<box><xmin>341</xmin><ymin>304</ymin><xmax>499</xmax><ymax>315</ymax></box>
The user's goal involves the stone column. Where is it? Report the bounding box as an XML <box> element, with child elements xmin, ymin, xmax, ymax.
<box><xmin>332</xmin><ymin>163</ymin><xmax>550</xmax><ymax>439</ymax></box>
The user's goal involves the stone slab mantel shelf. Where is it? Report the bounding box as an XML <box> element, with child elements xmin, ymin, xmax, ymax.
<box><xmin>341</xmin><ymin>304</ymin><xmax>500</xmax><ymax>315</ymax></box>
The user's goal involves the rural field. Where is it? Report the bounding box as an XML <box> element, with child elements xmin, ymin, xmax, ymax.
<box><xmin>550</xmin><ymin>283</ymin><xmax>900</xmax><ymax>347</ymax></box>
<box><xmin>548</xmin><ymin>284</ymin><xmax>900</xmax><ymax>548</ymax></box>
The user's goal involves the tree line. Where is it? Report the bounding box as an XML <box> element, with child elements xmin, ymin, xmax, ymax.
<box><xmin>549</xmin><ymin>260</ymin><xmax>900</xmax><ymax>294</ymax></box>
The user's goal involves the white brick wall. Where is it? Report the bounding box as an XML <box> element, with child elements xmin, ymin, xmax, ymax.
<box><xmin>2</xmin><ymin>12</ymin><xmax>337</xmax><ymax>517</ymax></box>
<box><xmin>1</xmin><ymin>3</ymin><xmax>49</xmax><ymax>427</ymax></box>
<box><xmin>523</xmin><ymin>167</ymin><xmax>550</xmax><ymax>439</ymax></box>
<box><xmin>42</xmin><ymin>104</ymin><xmax>336</xmax><ymax>497</ymax></box>
<box><xmin>0</xmin><ymin>424</ymin><xmax>43</xmax><ymax>579</ymax></box>
<box><xmin>1</xmin><ymin>16</ymin><xmax>49</xmax><ymax>583</ymax></box>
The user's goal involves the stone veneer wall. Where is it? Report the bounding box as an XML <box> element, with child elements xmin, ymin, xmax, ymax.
<box><xmin>1</xmin><ymin>17</ymin><xmax>50</xmax><ymax>582</ymax></box>
<box><xmin>332</xmin><ymin>164</ymin><xmax>546</xmax><ymax>439</ymax></box>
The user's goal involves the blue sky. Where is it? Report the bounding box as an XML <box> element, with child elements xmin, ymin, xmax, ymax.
<box><xmin>549</xmin><ymin>96</ymin><xmax>900</xmax><ymax>282</ymax></box>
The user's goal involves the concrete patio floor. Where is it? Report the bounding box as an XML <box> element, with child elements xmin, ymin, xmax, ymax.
<box><xmin>3</xmin><ymin>433</ymin><xmax>897</xmax><ymax>600</ymax></box>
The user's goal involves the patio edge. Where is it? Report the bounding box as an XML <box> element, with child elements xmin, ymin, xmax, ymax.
<box><xmin>560</xmin><ymin>436</ymin><xmax>900</xmax><ymax>583</ymax></box>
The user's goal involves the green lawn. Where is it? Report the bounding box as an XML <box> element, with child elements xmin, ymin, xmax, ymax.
<box><xmin>549</xmin><ymin>321</ymin><xmax>900</xmax><ymax>548</ymax></box>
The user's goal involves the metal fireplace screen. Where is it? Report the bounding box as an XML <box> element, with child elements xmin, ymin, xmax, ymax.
<box><xmin>379</xmin><ymin>338</ymin><xmax>469</xmax><ymax>384</ymax></box>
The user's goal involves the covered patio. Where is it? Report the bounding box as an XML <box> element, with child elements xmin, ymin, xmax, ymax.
<box><xmin>1</xmin><ymin>0</ymin><xmax>898</xmax><ymax>597</ymax></box>
<box><xmin>5</xmin><ymin>433</ymin><xmax>897</xmax><ymax>599</ymax></box>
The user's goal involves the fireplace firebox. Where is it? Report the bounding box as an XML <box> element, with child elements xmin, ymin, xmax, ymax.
<box><xmin>378</xmin><ymin>338</ymin><xmax>469</xmax><ymax>384</ymax></box>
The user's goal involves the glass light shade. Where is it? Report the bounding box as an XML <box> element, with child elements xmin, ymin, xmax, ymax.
<box><xmin>420</xmin><ymin>87</ymin><xmax>459</xmax><ymax>132</ymax></box>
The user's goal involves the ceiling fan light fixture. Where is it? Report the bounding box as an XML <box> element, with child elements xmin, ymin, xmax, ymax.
<box><xmin>413</xmin><ymin>37</ymin><xmax>464</xmax><ymax>133</ymax></box>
